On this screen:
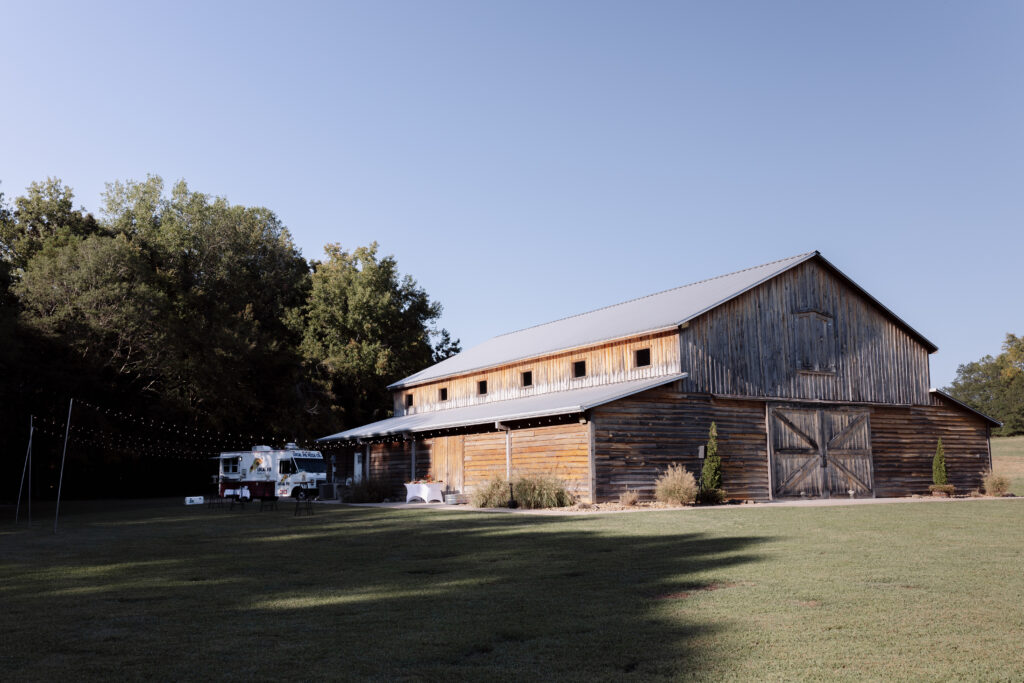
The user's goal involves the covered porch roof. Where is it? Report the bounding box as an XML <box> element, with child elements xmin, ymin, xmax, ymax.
<box><xmin>317</xmin><ymin>373</ymin><xmax>687</xmax><ymax>443</ymax></box>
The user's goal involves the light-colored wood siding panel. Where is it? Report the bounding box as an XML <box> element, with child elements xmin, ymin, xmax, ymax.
<box><xmin>870</xmin><ymin>400</ymin><xmax>991</xmax><ymax>497</ymax></box>
<box><xmin>679</xmin><ymin>260</ymin><xmax>931</xmax><ymax>404</ymax></box>
<box><xmin>462</xmin><ymin>431</ymin><xmax>507</xmax><ymax>489</ymax></box>
<box><xmin>510</xmin><ymin>423</ymin><xmax>592</xmax><ymax>502</ymax></box>
<box><xmin>428</xmin><ymin>435</ymin><xmax>464</xmax><ymax>494</ymax></box>
<box><xmin>395</xmin><ymin>330</ymin><xmax>681</xmax><ymax>415</ymax></box>
<box><xmin>591</xmin><ymin>387</ymin><xmax>769</xmax><ymax>502</ymax></box>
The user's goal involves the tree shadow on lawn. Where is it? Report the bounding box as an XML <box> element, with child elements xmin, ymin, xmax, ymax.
<box><xmin>1</xmin><ymin>504</ymin><xmax>770</xmax><ymax>680</ymax></box>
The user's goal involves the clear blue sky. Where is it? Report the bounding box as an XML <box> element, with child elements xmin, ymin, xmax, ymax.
<box><xmin>2</xmin><ymin>1</ymin><xmax>1021</xmax><ymax>388</ymax></box>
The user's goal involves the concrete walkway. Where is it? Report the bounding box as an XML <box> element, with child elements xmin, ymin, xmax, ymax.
<box><xmin>334</xmin><ymin>494</ymin><xmax>1021</xmax><ymax>516</ymax></box>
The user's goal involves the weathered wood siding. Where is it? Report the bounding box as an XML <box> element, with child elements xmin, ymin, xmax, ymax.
<box><xmin>870</xmin><ymin>397</ymin><xmax>991</xmax><ymax>497</ymax></box>
<box><xmin>368</xmin><ymin>441</ymin><xmax>412</xmax><ymax>497</ymax></box>
<box><xmin>679</xmin><ymin>260</ymin><xmax>931</xmax><ymax>404</ymax></box>
<box><xmin>428</xmin><ymin>435</ymin><xmax>464</xmax><ymax>494</ymax></box>
<box><xmin>462</xmin><ymin>431</ymin><xmax>507</xmax><ymax>489</ymax></box>
<box><xmin>509</xmin><ymin>423</ymin><xmax>591</xmax><ymax>501</ymax></box>
<box><xmin>591</xmin><ymin>387</ymin><xmax>769</xmax><ymax>502</ymax></box>
<box><xmin>394</xmin><ymin>330</ymin><xmax>680</xmax><ymax>416</ymax></box>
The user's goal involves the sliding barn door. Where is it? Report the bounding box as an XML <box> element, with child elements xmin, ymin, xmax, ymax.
<box><xmin>430</xmin><ymin>435</ymin><xmax>465</xmax><ymax>494</ymax></box>
<box><xmin>769</xmin><ymin>406</ymin><xmax>873</xmax><ymax>498</ymax></box>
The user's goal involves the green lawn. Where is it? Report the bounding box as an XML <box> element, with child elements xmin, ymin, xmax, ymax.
<box><xmin>992</xmin><ymin>435</ymin><xmax>1024</xmax><ymax>495</ymax></box>
<box><xmin>2</xmin><ymin>498</ymin><xmax>1024</xmax><ymax>681</ymax></box>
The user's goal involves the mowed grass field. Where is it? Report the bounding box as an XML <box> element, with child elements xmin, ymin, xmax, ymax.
<box><xmin>992</xmin><ymin>435</ymin><xmax>1024</xmax><ymax>495</ymax></box>
<box><xmin>3</xmin><ymin>501</ymin><xmax>1024</xmax><ymax>681</ymax></box>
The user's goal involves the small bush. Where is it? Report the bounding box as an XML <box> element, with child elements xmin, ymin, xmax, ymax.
<box><xmin>983</xmin><ymin>472</ymin><xmax>1010</xmax><ymax>497</ymax></box>
<box><xmin>929</xmin><ymin>484</ymin><xmax>955</xmax><ymax>496</ymax></box>
<box><xmin>696</xmin><ymin>487</ymin><xmax>726</xmax><ymax>505</ymax></box>
<box><xmin>619</xmin><ymin>489</ymin><xmax>640</xmax><ymax>506</ymax></box>
<box><xmin>654</xmin><ymin>463</ymin><xmax>698</xmax><ymax>505</ymax></box>
<box><xmin>472</xmin><ymin>476</ymin><xmax>511</xmax><ymax>508</ymax></box>
<box><xmin>512</xmin><ymin>475</ymin><xmax>574</xmax><ymax>509</ymax></box>
<box><xmin>345</xmin><ymin>479</ymin><xmax>392</xmax><ymax>503</ymax></box>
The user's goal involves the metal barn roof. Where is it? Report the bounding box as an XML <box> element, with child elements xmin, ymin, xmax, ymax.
<box><xmin>318</xmin><ymin>373</ymin><xmax>686</xmax><ymax>442</ymax></box>
<box><xmin>391</xmin><ymin>250</ymin><xmax>937</xmax><ymax>390</ymax></box>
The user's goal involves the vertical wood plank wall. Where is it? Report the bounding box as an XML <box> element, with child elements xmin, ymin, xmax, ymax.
<box><xmin>590</xmin><ymin>387</ymin><xmax>770</xmax><ymax>502</ymax></box>
<box><xmin>394</xmin><ymin>330</ymin><xmax>680</xmax><ymax>416</ymax></box>
<box><xmin>679</xmin><ymin>260</ymin><xmax>931</xmax><ymax>404</ymax></box>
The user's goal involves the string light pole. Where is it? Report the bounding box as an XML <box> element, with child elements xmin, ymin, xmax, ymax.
<box><xmin>54</xmin><ymin>398</ymin><xmax>73</xmax><ymax>534</ymax></box>
<box><xmin>15</xmin><ymin>415</ymin><xmax>34</xmax><ymax>525</ymax></box>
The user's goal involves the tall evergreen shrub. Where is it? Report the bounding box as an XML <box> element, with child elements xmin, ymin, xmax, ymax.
<box><xmin>932</xmin><ymin>438</ymin><xmax>948</xmax><ymax>486</ymax></box>
<box><xmin>697</xmin><ymin>422</ymin><xmax>725</xmax><ymax>504</ymax></box>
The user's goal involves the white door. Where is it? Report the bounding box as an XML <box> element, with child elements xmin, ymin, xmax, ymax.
<box><xmin>353</xmin><ymin>452</ymin><xmax>364</xmax><ymax>483</ymax></box>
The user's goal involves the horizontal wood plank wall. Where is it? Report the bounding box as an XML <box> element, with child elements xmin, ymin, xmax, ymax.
<box><xmin>871</xmin><ymin>399</ymin><xmax>991</xmax><ymax>496</ymax></box>
<box><xmin>591</xmin><ymin>387</ymin><xmax>769</xmax><ymax>502</ymax></box>
<box><xmin>394</xmin><ymin>329</ymin><xmax>681</xmax><ymax>416</ymax></box>
<box><xmin>679</xmin><ymin>260</ymin><xmax>931</xmax><ymax>405</ymax></box>
<box><xmin>463</xmin><ymin>431</ymin><xmax>507</xmax><ymax>490</ymax></box>
<box><xmin>509</xmin><ymin>423</ymin><xmax>592</xmax><ymax>502</ymax></box>
<box><xmin>368</xmin><ymin>442</ymin><xmax>412</xmax><ymax>498</ymax></box>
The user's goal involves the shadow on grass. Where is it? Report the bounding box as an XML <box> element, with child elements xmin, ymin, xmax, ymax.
<box><xmin>1</xmin><ymin>500</ymin><xmax>770</xmax><ymax>680</ymax></box>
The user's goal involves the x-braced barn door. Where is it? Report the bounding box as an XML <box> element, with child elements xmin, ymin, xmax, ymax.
<box><xmin>769</xmin><ymin>406</ymin><xmax>874</xmax><ymax>498</ymax></box>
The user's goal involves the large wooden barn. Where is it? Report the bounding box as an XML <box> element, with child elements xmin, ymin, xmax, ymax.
<box><xmin>317</xmin><ymin>251</ymin><xmax>998</xmax><ymax>502</ymax></box>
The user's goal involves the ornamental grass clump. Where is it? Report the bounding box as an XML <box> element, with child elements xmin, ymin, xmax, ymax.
<box><xmin>983</xmin><ymin>472</ymin><xmax>1010</xmax><ymax>497</ymax></box>
<box><xmin>619</xmin><ymin>489</ymin><xmax>640</xmax><ymax>506</ymax></box>
<box><xmin>511</xmin><ymin>475</ymin><xmax>574</xmax><ymax>509</ymax></box>
<box><xmin>654</xmin><ymin>463</ymin><xmax>698</xmax><ymax>505</ymax></box>
<box><xmin>471</xmin><ymin>476</ymin><xmax>512</xmax><ymax>508</ymax></box>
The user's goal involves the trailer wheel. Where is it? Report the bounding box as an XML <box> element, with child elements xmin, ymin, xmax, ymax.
<box><xmin>293</xmin><ymin>487</ymin><xmax>308</xmax><ymax>501</ymax></box>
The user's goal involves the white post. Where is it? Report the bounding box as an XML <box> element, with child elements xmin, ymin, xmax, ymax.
<box><xmin>505</xmin><ymin>429</ymin><xmax>511</xmax><ymax>479</ymax></box>
<box><xmin>54</xmin><ymin>398</ymin><xmax>73</xmax><ymax>534</ymax></box>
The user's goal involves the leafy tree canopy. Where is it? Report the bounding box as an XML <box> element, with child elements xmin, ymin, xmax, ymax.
<box><xmin>297</xmin><ymin>242</ymin><xmax>459</xmax><ymax>427</ymax></box>
<box><xmin>946</xmin><ymin>333</ymin><xmax>1024</xmax><ymax>436</ymax></box>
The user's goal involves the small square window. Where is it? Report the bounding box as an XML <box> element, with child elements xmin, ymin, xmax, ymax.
<box><xmin>439</xmin><ymin>387</ymin><xmax>448</xmax><ymax>401</ymax></box>
<box><xmin>478</xmin><ymin>380</ymin><xmax>488</xmax><ymax>395</ymax></box>
<box><xmin>405</xmin><ymin>394</ymin><xmax>413</xmax><ymax>408</ymax></box>
<box><xmin>522</xmin><ymin>371</ymin><xmax>533</xmax><ymax>387</ymax></box>
<box><xmin>635</xmin><ymin>348</ymin><xmax>651</xmax><ymax>367</ymax></box>
<box><xmin>573</xmin><ymin>360</ymin><xmax>586</xmax><ymax>378</ymax></box>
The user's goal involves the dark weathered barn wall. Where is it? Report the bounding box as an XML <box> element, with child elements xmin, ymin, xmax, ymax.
<box><xmin>870</xmin><ymin>398</ymin><xmax>991</xmax><ymax>497</ymax></box>
<box><xmin>591</xmin><ymin>386</ymin><xmax>770</xmax><ymax>502</ymax></box>
<box><xmin>679</xmin><ymin>260</ymin><xmax>931</xmax><ymax>405</ymax></box>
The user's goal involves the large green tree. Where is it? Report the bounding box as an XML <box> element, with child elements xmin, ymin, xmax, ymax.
<box><xmin>15</xmin><ymin>235</ymin><xmax>168</xmax><ymax>387</ymax></box>
<box><xmin>297</xmin><ymin>242</ymin><xmax>460</xmax><ymax>427</ymax></box>
<box><xmin>98</xmin><ymin>176</ymin><xmax>312</xmax><ymax>430</ymax></box>
<box><xmin>0</xmin><ymin>178</ymin><xmax>102</xmax><ymax>272</ymax></box>
<box><xmin>946</xmin><ymin>334</ymin><xmax>1024</xmax><ymax>435</ymax></box>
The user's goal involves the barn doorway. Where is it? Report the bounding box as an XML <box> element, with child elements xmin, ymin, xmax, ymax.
<box><xmin>430</xmin><ymin>435</ymin><xmax>465</xmax><ymax>495</ymax></box>
<box><xmin>769</xmin><ymin>405</ymin><xmax>874</xmax><ymax>498</ymax></box>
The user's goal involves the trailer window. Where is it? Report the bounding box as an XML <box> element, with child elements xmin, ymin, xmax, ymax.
<box><xmin>294</xmin><ymin>458</ymin><xmax>327</xmax><ymax>474</ymax></box>
<box><xmin>222</xmin><ymin>458</ymin><xmax>239</xmax><ymax>474</ymax></box>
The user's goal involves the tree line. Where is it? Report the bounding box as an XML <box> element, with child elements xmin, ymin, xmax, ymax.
<box><xmin>0</xmin><ymin>176</ymin><xmax>458</xmax><ymax>498</ymax></box>
<box><xmin>945</xmin><ymin>334</ymin><xmax>1024</xmax><ymax>436</ymax></box>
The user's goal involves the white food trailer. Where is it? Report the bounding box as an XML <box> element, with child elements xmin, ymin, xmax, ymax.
<box><xmin>217</xmin><ymin>444</ymin><xmax>327</xmax><ymax>500</ymax></box>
